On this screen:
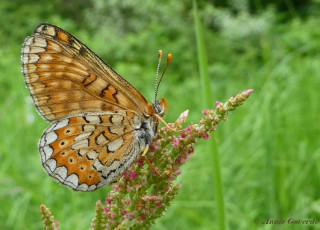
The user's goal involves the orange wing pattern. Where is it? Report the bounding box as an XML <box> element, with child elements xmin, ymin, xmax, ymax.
<box><xmin>39</xmin><ymin>111</ymin><xmax>144</xmax><ymax>191</ymax></box>
<box><xmin>21</xmin><ymin>23</ymin><xmax>154</xmax><ymax>121</ymax></box>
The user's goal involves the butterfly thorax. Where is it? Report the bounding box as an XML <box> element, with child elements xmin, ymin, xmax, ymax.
<box><xmin>134</xmin><ymin>116</ymin><xmax>158</xmax><ymax>149</ymax></box>
<box><xmin>134</xmin><ymin>97</ymin><xmax>167</xmax><ymax>149</ymax></box>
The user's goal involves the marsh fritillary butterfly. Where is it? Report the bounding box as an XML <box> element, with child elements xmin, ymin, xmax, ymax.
<box><xmin>21</xmin><ymin>23</ymin><xmax>170</xmax><ymax>191</ymax></box>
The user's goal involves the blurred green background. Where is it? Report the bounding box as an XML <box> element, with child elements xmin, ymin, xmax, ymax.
<box><xmin>1</xmin><ymin>0</ymin><xmax>320</xmax><ymax>229</ymax></box>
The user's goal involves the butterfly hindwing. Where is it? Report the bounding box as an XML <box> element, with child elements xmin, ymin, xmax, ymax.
<box><xmin>39</xmin><ymin>111</ymin><xmax>143</xmax><ymax>191</ymax></box>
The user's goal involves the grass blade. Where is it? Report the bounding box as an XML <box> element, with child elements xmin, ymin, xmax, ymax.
<box><xmin>193</xmin><ymin>1</ymin><xmax>226</xmax><ymax>229</ymax></box>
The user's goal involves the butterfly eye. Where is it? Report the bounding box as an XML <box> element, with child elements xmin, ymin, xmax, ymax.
<box><xmin>152</xmin><ymin>101</ymin><xmax>164</xmax><ymax>117</ymax></box>
<box><xmin>153</xmin><ymin>97</ymin><xmax>167</xmax><ymax>117</ymax></box>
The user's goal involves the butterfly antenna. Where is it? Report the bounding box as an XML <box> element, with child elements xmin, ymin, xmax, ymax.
<box><xmin>155</xmin><ymin>52</ymin><xmax>172</xmax><ymax>101</ymax></box>
<box><xmin>154</xmin><ymin>50</ymin><xmax>163</xmax><ymax>102</ymax></box>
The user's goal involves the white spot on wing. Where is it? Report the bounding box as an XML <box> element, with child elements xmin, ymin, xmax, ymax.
<box><xmin>33</xmin><ymin>37</ymin><xmax>47</xmax><ymax>47</ymax></box>
<box><xmin>42</xmin><ymin>54</ymin><xmax>53</xmax><ymax>61</ymax></box>
<box><xmin>74</xmin><ymin>132</ymin><xmax>92</xmax><ymax>142</ymax></box>
<box><xmin>23</xmin><ymin>64</ymin><xmax>37</xmax><ymax>74</ymax></box>
<box><xmin>64</xmin><ymin>174</ymin><xmax>79</xmax><ymax>189</ymax></box>
<box><xmin>88</xmin><ymin>185</ymin><xmax>97</xmax><ymax>191</ymax></box>
<box><xmin>111</xmin><ymin>114</ymin><xmax>123</xmax><ymax>125</ymax></box>
<box><xmin>26</xmin><ymin>46</ymin><xmax>46</xmax><ymax>53</ymax></box>
<box><xmin>25</xmin><ymin>73</ymin><xmax>39</xmax><ymax>83</ymax></box>
<box><xmin>27</xmin><ymin>54</ymin><xmax>40</xmax><ymax>63</ymax></box>
<box><xmin>52</xmin><ymin>166</ymin><xmax>67</xmax><ymax>182</ymax></box>
<box><xmin>78</xmin><ymin>148</ymin><xmax>89</xmax><ymax>156</ymax></box>
<box><xmin>46</xmin><ymin>26</ymin><xmax>56</xmax><ymax>36</ymax></box>
<box><xmin>24</xmin><ymin>37</ymin><xmax>34</xmax><ymax>46</ymax></box>
<box><xmin>96</xmin><ymin>132</ymin><xmax>108</xmax><ymax>145</ymax></box>
<box><xmin>83</xmin><ymin>125</ymin><xmax>95</xmax><ymax>132</ymax></box>
<box><xmin>42</xmin><ymin>72</ymin><xmax>51</xmax><ymax>77</ymax></box>
<box><xmin>77</xmin><ymin>183</ymin><xmax>89</xmax><ymax>191</ymax></box>
<box><xmin>35</xmin><ymin>25</ymin><xmax>45</xmax><ymax>33</ymax></box>
<box><xmin>53</xmin><ymin>118</ymin><xmax>69</xmax><ymax>130</ymax></box>
<box><xmin>107</xmin><ymin>138</ymin><xmax>124</xmax><ymax>152</ymax></box>
<box><xmin>87</xmin><ymin>149</ymin><xmax>98</xmax><ymax>160</ymax></box>
<box><xmin>21</xmin><ymin>54</ymin><xmax>29</xmax><ymax>64</ymax></box>
<box><xmin>45</xmin><ymin>159</ymin><xmax>57</xmax><ymax>172</ymax></box>
<box><xmin>40</xmin><ymin>145</ymin><xmax>53</xmax><ymax>161</ymax></box>
<box><xmin>44</xmin><ymin>131</ymin><xmax>58</xmax><ymax>144</ymax></box>
<box><xmin>109</xmin><ymin>126</ymin><xmax>124</xmax><ymax>135</ymax></box>
<box><xmin>22</xmin><ymin>46</ymin><xmax>29</xmax><ymax>53</ymax></box>
<box><xmin>93</xmin><ymin>159</ymin><xmax>103</xmax><ymax>171</ymax></box>
<box><xmin>71</xmin><ymin>139</ymin><xmax>89</xmax><ymax>150</ymax></box>
<box><xmin>85</xmin><ymin>116</ymin><xmax>101</xmax><ymax>124</ymax></box>
<box><xmin>39</xmin><ymin>64</ymin><xmax>49</xmax><ymax>70</ymax></box>
<box><xmin>108</xmin><ymin>160</ymin><xmax>120</xmax><ymax>171</ymax></box>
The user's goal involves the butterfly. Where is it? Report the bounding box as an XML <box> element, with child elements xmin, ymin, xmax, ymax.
<box><xmin>21</xmin><ymin>23</ymin><xmax>171</xmax><ymax>191</ymax></box>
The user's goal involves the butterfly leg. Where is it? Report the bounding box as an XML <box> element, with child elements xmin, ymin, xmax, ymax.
<box><xmin>142</xmin><ymin>145</ymin><xmax>149</xmax><ymax>156</ymax></box>
<box><xmin>143</xmin><ymin>156</ymin><xmax>163</xmax><ymax>177</ymax></box>
<box><xmin>141</xmin><ymin>146</ymin><xmax>162</xmax><ymax>176</ymax></box>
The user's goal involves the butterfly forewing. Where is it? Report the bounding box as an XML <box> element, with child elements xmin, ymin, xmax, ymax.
<box><xmin>21</xmin><ymin>23</ymin><xmax>153</xmax><ymax>121</ymax></box>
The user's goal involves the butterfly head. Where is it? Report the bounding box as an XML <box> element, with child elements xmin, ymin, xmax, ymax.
<box><xmin>153</xmin><ymin>97</ymin><xmax>167</xmax><ymax>117</ymax></box>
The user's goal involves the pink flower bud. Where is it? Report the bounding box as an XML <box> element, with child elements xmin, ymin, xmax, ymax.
<box><xmin>203</xmin><ymin>133</ymin><xmax>210</xmax><ymax>140</ymax></box>
<box><xmin>172</xmin><ymin>138</ymin><xmax>179</xmax><ymax>148</ymax></box>
<box><xmin>105</xmin><ymin>197</ymin><xmax>112</xmax><ymax>204</ymax></box>
<box><xmin>130</xmin><ymin>171</ymin><xmax>138</xmax><ymax>179</ymax></box>
<box><xmin>103</xmin><ymin>207</ymin><xmax>110</xmax><ymax>213</ymax></box>
<box><xmin>215</xmin><ymin>101</ymin><xmax>222</xmax><ymax>107</ymax></box>
<box><xmin>177</xmin><ymin>110</ymin><xmax>189</xmax><ymax>123</ymax></box>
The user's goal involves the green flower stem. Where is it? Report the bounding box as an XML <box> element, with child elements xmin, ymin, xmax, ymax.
<box><xmin>40</xmin><ymin>204</ymin><xmax>59</xmax><ymax>230</ymax></box>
